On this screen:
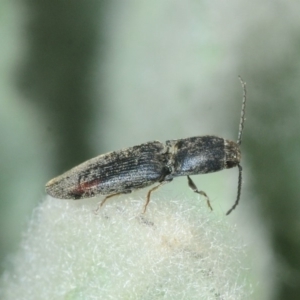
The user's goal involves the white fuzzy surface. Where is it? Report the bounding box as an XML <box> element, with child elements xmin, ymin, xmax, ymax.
<box><xmin>0</xmin><ymin>195</ymin><xmax>252</xmax><ymax>299</ymax></box>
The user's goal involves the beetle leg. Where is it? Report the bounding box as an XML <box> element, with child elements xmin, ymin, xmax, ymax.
<box><xmin>143</xmin><ymin>181</ymin><xmax>171</xmax><ymax>214</ymax></box>
<box><xmin>187</xmin><ymin>176</ymin><xmax>213</xmax><ymax>211</ymax></box>
<box><xmin>94</xmin><ymin>190</ymin><xmax>131</xmax><ymax>214</ymax></box>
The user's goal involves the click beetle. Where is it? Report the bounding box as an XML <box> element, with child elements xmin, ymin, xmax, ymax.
<box><xmin>46</xmin><ymin>77</ymin><xmax>247</xmax><ymax>215</ymax></box>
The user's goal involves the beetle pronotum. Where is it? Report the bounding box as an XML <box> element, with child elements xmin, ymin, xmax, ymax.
<box><xmin>46</xmin><ymin>77</ymin><xmax>247</xmax><ymax>215</ymax></box>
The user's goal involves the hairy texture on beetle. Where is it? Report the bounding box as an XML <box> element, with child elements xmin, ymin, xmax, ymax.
<box><xmin>46</xmin><ymin>141</ymin><xmax>169</xmax><ymax>199</ymax></box>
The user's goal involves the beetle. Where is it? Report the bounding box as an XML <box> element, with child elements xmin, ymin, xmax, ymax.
<box><xmin>46</xmin><ymin>77</ymin><xmax>247</xmax><ymax>215</ymax></box>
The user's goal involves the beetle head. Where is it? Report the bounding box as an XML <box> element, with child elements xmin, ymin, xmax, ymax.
<box><xmin>224</xmin><ymin>140</ymin><xmax>241</xmax><ymax>169</ymax></box>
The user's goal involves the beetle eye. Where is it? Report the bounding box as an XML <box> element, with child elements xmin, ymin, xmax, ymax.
<box><xmin>226</xmin><ymin>161</ymin><xmax>238</xmax><ymax>168</ymax></box>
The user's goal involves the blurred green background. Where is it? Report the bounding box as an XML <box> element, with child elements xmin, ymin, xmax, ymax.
<box><xmin>1</xmin><ymin>1</ymin><xmax>300</xmax><ymax>299</ymax></box>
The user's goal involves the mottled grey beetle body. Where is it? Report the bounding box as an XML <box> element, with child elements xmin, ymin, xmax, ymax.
<box><xmin>46</xmin><ymin>78</ymin><xmax>247</xmax><ymax>215</ymax></box>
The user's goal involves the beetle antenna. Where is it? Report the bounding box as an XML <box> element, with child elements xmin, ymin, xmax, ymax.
<box><xmin>226</xmin><ymin>164</ymin><xmax>242</xmax><ymax>215</ymax></box>
<box><xmin>237</xmin><ymin>76</ymin><xmax>247</xmax><ymax>146</ymax></box>
<box><xmin>226</xmin><ymin>77</ymin><xmax>247</xmax><ymax>215</ymax></box>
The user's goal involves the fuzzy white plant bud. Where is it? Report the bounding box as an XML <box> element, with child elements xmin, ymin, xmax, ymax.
<box><xmin>0</xmin><ymin>195</ymin><xmax>252</xmax><ymax>299</ymax></box>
